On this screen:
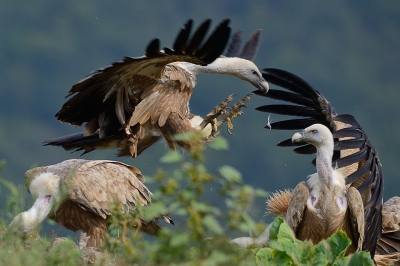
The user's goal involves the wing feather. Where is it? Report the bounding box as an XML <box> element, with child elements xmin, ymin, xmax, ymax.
<box><xmin>256</xmin><ymin>68</ymin><xmax>383</xmax><ymax>256</ymax></box>
<box><xmin>285</xmin><ymin>181</ymin><xmax>309</xmax><ymax>234</ymax></box>
<box><xmin>346</xmin><ymin>187</ymin><xmax>365</xmax><ymax>252</ymax></box>
<box><xmin>55</xmin><ymin>19</ymin><xmax>231</xmax><ymax>130</ymax></box>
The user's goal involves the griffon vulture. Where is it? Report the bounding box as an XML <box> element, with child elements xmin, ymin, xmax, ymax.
<box><xmin>233</xmin><ymin>188</ymin><xmax>400</xmax><ymax>265</ymax></box>
<box><xmin>287</xmin><ymin>124</ymin><xmax>364</xmax><ymax>254</ymax></box>
<box><xmin>43</xmin><ymin>19</ymin><xmax>268</xmax><ymax>158</ymax></box>
<box><xmin>231</xmin><ymin>124</ymin><xmax>364</xmax><ymax>255</ymax></box>
<box><xmin>9</xmin><ymin>159</ymin><xmax>172</xmax><ymax>248</ymax></box>
<box><xmin>254</xmin><ymin>68</ymin><xmax>383</xmax><ymax>257</ymax></box>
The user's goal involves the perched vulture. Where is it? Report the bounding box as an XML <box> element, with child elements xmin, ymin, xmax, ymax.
<box><xmin>287</xmin><ymin>124</ymin><xmax>364</xmax><ymax>254</ymax></box>
<box><xmin>43</xmin><ymin>19</ymin><xmax>268</xmax><ymax>158</ymax></box>
<box><xmin>231</xmin><ymin>124</ymin><xmax>365</xmax><ymax>255</ymax></box>
<box><xmin>260</xmin><ymin>190</ymin><xmax>400</xmax><ymax>265</ymax></box>
<box><xmin>254</xmin><ymin>68</ymin><xmax>383</xmax><ymax>257</ymax></box>
<box><xmin>9</xmin><ymin>159</ymin><xmax>172</xmax><ymax>248</ymax></box>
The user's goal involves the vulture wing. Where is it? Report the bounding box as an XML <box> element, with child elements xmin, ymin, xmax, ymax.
<box><xmin>43</xmin><ymin>19</ymin><xmax>231</xmax><ymax>157</ymax></box>
<box><xmin>285</xmin><ymin>181</ymin><xmax>309</xmax><ymax>235</ymax></box>
<box><xmin>55</xmin><ymin>19</ymin><xmax>231</xmax><ymax>135</ymax></box>
<box><xmin>346</xmin><ymin>187</ymin><xmax>365</xmax><ymax>252</ymax></box>
<box><xmin>376</xmin><ymin>197</ymin><xmax>400</xmax><ymax>255</ymax></box>
<box><xmin>225</xmin><ymin>29</ymin><xmax>262</xmax><ymax>61</ymax></box>
<box><xmin>255</xmin><ymin>68</ymin><xmax>383</xmax><ymax>257</ymax></box>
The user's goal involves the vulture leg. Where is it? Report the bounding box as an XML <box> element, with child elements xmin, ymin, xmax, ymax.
<box><xmin>200</xmin><ymin>93</ymin><xmax>252</xmax><ymax>136</ymax></box>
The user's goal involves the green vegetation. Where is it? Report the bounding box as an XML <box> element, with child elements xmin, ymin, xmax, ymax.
<box><xmin>0</xmin><ymin>136</ymin><xmax>374</xmax><ymax>265</ymax></box>
<box><xmin>254</xmin><ymin>217</ymin><xmax>373</xmax><ymax>266</ymax></box>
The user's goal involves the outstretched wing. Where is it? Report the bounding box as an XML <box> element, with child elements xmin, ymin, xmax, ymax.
<box><xmin>225</xmin><ymin>29</ymin><xmax>262</xmax><ymax>61</ymax></box>
<box><xmin>255</xmin><ymin>68</ymin><xmax>383</xmax><ymax>256</ymax></box>
<box><xmin>56</xmin><ymin>19</ymin><xmax>231</xmax><ymax>136</ymax></box>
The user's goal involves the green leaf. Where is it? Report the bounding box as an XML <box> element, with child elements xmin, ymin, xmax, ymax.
<box><xmin>169</xmin><ymin>233</ymin><xmax>190</xmax><ymax>247</ymax></box>
<box><xmin>218</xmin><ymin>165</ymin><xmax>242</xmax><ymax>182</ymax></box>
<box><xmin>268</xmin><ymin>217</ymin><xmax>285</xmax><ymax>250</ymax></box>
<box><xmin>334</xmin><ymin>251</ymin><xmax>374</xmax><ymax>266</ymax></box>
<box><xmin>201</xmin><ymin>250</ymin><xmax>231</xmax><ymax>266</ymax></box>
<box><xmin>255</xmin><ymin>248</ymin><xmax>293</xmax><ymax>266</ymax></box>
<box><xmin>191</xmin><ymin>201</ymin><xmax>213</xmax><ymax>212</ymax></box>
<box><xmin>255</xmin><ymin>188</ymin><xmax>269</xmax><ymax>198</ymax></box>
<box><xmin>143</xmin><ymin>202</ymin><xmax>167</xmax><ymax>221</ymax></box>
<box><xmin>202</xmin><ymin>215</ymin><xmax>224</xmax><ymax>235</ymax></box>
<box><xmin>209</xmin><ymin>136</ymin><xmax>229</xmax><ymax>150</ymax></box>
<box><xmin>314</xmin><ymin>231</ymin><xmax>351</xmax><ymax>263</ymax></box>
<box><xmin>160</xmin><ymin>150</ymin><xmax>183</xmax><ymax>163</ymax></box>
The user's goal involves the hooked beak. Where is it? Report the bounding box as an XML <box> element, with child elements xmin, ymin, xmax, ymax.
<box><xmin>258</xmin><ymin>78</ymin><xmax>269</xmax><ymax>94</ymax></box>
<box><xmin>292</xmin><ymin>131</ymin><xmax>305</xmax><ymax>143</ymax></box>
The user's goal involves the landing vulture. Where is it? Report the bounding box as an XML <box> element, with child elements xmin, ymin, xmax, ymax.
<box><xmin>9</xmin><ymin>159</ymin><xmax>172</xmax><ymax>248</ymax></box>
<box><xmin>43</xmin><ymin>19</ymin><xmax>268</xmax><ymax>157</ymax></box>
<box><xmin>254</xmin><ymin>68</ymin><xmax>383</xmax><ymax>257</ymax></box>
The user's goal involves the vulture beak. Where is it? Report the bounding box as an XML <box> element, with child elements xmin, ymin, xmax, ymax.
<box><xmin>258</xmin><ymin>78</ymin><xmax>269</xmax><ymax>94</ymax></box>
<box><xmin>292</xmin><ymin>131</ymin><xmax>305</xmax><ymax>143</ymax></box>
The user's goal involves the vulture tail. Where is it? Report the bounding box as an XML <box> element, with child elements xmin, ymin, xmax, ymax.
<box><xmin>43</xmin><ymin>132</ymin><xmax>107</xmax><ymax>155</ymax></box>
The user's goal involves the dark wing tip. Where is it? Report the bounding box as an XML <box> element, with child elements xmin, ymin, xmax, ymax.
<box><xmin>146</xmin><ymin>38</ymin><xmax>162</xmax><ymax>57</ymax></box>
<box><xmin>225</xmin><ymin>30</ymin><xmax>243</xmax><ymax>57</ymax></box>
<box><xmin>237</xmin><ymin>29</ymin><xmax>262</xmax><ymax>61</ymax></box>
<box><xmin>196</xmin><ymin>18</ymin><xmax>231</xmax><ymax>63</ymax></box>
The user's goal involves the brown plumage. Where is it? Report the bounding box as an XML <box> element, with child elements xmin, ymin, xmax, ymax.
<box><xmin>377</xmin><ymin>197</ymin><xmax>400</xmax><ymax>255</ymax></box>
<box><xmin>266</xmin><ymin>189</ymin><xmax>292</xmax><ymax>216</ymax></box>
<box><xmin>267</xmin><ymin>192</ymin><xmax>400</xmax><ymax>265</ymax></box>
<box><xmin>9</xmin><ymin>159</ymin><xmax>172</xmax><ymax>248</ymax></box>
<box><xmin>43</xmin><ymin>19</ymin><xmax>268</xmax><ymax>158</ymax></box>
<box><xmin>286</xmin><ymin>124</ymin><xmax>364</xmax><ymax>254</ymax></box>
<box><xmin>255</xmin><ymin>68</ymin><xmax>383</xmax><ymax>257</ymax></box>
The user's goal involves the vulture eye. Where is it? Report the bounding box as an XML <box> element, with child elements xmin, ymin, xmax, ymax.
<box><xmin>251</xmin><ymin>70</ymin><xmax>258</xmax><ymax>76</ymax></box>
<box><xmin>311</xmin><ymin>130</ymin><xmax>318</xmax><ymax>134</ymax></box>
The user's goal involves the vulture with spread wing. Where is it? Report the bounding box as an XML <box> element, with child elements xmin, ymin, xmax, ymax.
<box><xmin>9</xmin><ymin>159</ymin><xmax>172</xmax><ymax>248</ymax></box>
<box><xmin>254</xmin><ymin>68</ymin><xmax>383</xmax><ymax>257</ymax></box>
<box><xmin>43</xmin><ymin>19</ymin><xmax>268</xmax><ymax>157</ymax></box>
<box><xmin>231</xmin><ymin>124</ymin><xmax>365</xmax><ymax>255</ymax></box>
<box><xmin>287</xmin><ymin>124</ymin><xmax>364</xmax><ymax>254</ymax></box>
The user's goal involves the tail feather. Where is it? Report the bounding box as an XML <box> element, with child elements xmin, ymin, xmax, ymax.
<box><xmin>43</xmin><ymin>132</ymin><xmax>119</xmax><ymax>155</ymax></box>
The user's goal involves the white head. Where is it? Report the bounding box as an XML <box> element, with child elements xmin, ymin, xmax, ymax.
<box><xmin>292</xmin><ymin>123</ymin><xmax>334</xmax><ymax>154</ymax></box>
<box><xmin>225</xmin><ymin>58</ymin><xmax>269</xmax><ymax>93</ymax></box>
<box><xmin>179</xmin><ymin>57</ymin><xmax>269</xmax><ymax>93</ymax></box>
<box><xmin>9</xmin><ymin>172</ymin><xmax>61</xmax><ymax>233</ymax></box>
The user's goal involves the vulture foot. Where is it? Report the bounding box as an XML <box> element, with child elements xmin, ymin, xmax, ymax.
<box><xmin>200</xmin><ymin>93</ymin><xmax>252</xmax><ymax>137</ymax></box>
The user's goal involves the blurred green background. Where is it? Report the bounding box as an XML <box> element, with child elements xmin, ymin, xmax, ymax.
<box><xmin>1</xmin><ymin>1</ymin><xmax>400</xmax><ymax>237</ymax></box>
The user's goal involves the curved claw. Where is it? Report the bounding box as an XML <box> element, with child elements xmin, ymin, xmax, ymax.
<box><xmin>227</xmin><ymin>127</ymin><xmax>233</xmax><ymax>135</ymax></box>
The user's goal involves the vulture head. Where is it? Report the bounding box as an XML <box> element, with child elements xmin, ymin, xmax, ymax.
<box><xmin>292</xmin><ymin>123</ymin><xmax>334</xmax><ymax>159</ymax></box>
<box><xmin>10</xmin><ymin>171</ymin><xmax>61</xmax><ymax>233</ymax></box>
<box><xmin>229</xmin><ymin>59</ymin><xmax>269</xmax><ymax>93</ymax></box>
<box><xmin>292</xmin><ymin>123</ymin><xmax>333</xmax><ymax>146</ymax></box>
